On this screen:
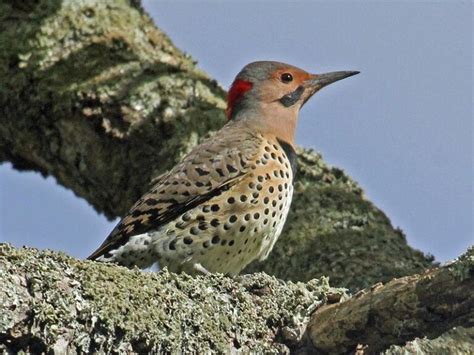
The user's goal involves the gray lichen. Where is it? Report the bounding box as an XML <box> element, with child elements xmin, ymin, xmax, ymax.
<box><xmin>307</xmin><ymin>246</ymin><xmax>473</xmax><ymax>353</ymax></box>
<box><xmin>1</xmin><ymin>244</ymin><xmax>472</xmax><ymax>353</ymax></box>
<box><xmin>0</xmin><ymin>0</ymin><xmax>226</xmax><ymax>221</ymax></box>
<box><xmin>0</xmin><ymin>243</ymin><xmax>345</xmax><ymax>353</ymax></box>
<box><xmin>449</xmin><ymin>245</ymin><xmax>474</xmax><ymax>282</ymax></box>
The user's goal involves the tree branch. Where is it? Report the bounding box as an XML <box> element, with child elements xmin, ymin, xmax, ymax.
<box><xmin>0</xmin><ymin>243</ymin><xmax>346</xmax><ymax>353</ymax></box>
<box><xmin>307</xmin><ymin>247</ymin><xmax>474</xmax><ymax>353</ymax></box>
<box><xmin>1</xmin><ymin>244</ymin><xmax>472</xmax><ymax>353</ymax></box>
<box><xmin>0</xmin><ymin>0</ymin><xmax>226</xmax><ymax>220</ymax></box>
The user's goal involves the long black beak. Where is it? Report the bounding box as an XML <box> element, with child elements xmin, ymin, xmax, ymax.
<box><xmin>306</xmin><ymin>70</ymin><xmax>360</xmax><ymax>90</ymax></box>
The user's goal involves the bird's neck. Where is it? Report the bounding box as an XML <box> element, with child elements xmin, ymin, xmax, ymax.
<box><xmin>233</xmin><ymin>104</ymin><xmax>298</xmax><ymax>147</ymax></box>
<box><xmin>264</xmin><ymin>114</ymin><xmax>297</xmax><ymax>146</ymax></box>
<box><xmin>260</xmin><ymin>102</ymin><xmax>298</xmax><ymax>146</ymax></box>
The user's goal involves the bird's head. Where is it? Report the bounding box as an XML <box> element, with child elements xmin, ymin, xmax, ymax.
<box><xmin>226</xmin><ymin>61</ymin><xmax>359</xmax><ymax>144</ymax></box>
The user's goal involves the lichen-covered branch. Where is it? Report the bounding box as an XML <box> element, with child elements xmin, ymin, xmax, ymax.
<box><xmin>307</xmin><ymin>247</ymin><xmax>474</xmax><ymax>353</ymax></box>
<box><xmin>1</xmin><ymin>244</ymin><xmax>472</xmax><ymax>353</ymax></box>
<box><xmin>0</xmin><ymin>0</ymin><xmax>226</xmax><ymax>220</ymax></box>
<box><xmin>0</xmin><ymin>244</ymin><xmax>346</xmax><ymax>353</ymax></box>
<box><xmin>0</xmin><ymin>0</ymin><xmax>433</xmax><ymax>290</ymax></box>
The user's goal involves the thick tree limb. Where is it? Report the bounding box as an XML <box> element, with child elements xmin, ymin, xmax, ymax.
<box><xmin>0</xmin><ymin>0</ymin><xmax>226</xmax><ymax>219</ymax></box>
<box><xmin>307</xmin><ymin>247</ymin><xmax>474</xmax><ymax>353</ymax></box>
<box><xmin>0</xmin><ymin>244</ymin><xmax>346</xmax><ymax>353</ymax></box>
<box><xmin>1</xmin><ymin>245</ymin><xmax>472</xmax><ymax>353</ymax></box>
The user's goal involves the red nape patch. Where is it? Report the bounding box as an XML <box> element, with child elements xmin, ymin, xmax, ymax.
<box><xmin>226</xmin><ymin>79</ymin><xmax>253</xmax><ymax>119</ymax></box>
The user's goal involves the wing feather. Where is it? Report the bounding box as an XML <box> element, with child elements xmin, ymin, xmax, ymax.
<box><xmin>88</xmin><ymin>124</ymin><xmax>262</xmax><ymax>260</ymax></box>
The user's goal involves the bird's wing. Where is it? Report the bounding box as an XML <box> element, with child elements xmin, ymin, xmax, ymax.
<box><xmin>88</xmin><ymin>125</ymin><xmax>263</xmax><ymax>260</ymax></box>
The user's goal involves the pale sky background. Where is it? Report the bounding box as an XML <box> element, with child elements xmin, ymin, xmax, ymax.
<box><xmin>0</xmin><ymin>1</ymin><xmax>472</xmax><ymax>262</ymax></box>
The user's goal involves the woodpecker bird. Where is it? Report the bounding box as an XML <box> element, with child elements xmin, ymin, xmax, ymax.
<box><xmin>88</xmin><ymin>61</ymin><xmax>359</xmax><ymax>275</ymax></box>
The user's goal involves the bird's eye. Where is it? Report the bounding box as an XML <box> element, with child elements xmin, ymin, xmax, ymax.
<box><xmin>280</xmin><ymin>73</ymin><xmax>293</xmax><ymax>83</ymax></box>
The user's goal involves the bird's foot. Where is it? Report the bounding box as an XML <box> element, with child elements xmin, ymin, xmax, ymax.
<box><xmin>193</xmin><ymin>262</ymin><xmax>212</xmax><ymax>275</ymax></box>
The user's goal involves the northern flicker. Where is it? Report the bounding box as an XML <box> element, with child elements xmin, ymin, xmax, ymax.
<box><xmin>88</xmin><ymin>61</ymin><xmax>358</xmax><ymax>275</ymax></box>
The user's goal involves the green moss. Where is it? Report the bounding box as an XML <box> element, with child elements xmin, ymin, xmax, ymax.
<box><xmin>0</xmin><ymin>0</ymin><xmax>226</xmax><ymax>220</ymax></box>
<box><xmin>448</xmin><ymin>246</ymin><xmax>474</xmax><ymax>282</ymax></box>
<box><xmin>0</xmin><ymin>244</ymin><xmax>345</xmax><ymax>353</ymax></box>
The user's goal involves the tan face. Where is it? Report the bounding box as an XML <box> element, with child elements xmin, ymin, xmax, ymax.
<box><xmin>257</xmin><ymin>66</ymin><xmax>314</xmax><ymax>106</ymax></box>
<box><xmin>252</xmin><ymin>66</ymin><xmax>316</xmax><ymax>145</ymax></box>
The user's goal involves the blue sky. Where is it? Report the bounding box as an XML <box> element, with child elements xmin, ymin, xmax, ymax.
<box><xmin>0</xmin><ymin>1</ymin><xmax>472</xmax><ymax>262</ymax></box>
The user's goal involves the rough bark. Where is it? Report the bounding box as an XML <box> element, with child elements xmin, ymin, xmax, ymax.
<box><xmin>0</xmin><ymin>0</ymin><xmax>226</xmax><ymax>219</ymax></box>
<box><xmin>307</xmin><ymin>246</ymin><xmax>474</xmax><ymax>353</ymax></box>
<box><xmin>1</xmin><ymin>244</ymin><xmax>472</xmax><ymax>353</ymax></box>
<box><xmin>0</xmin><ymin>243</ymin><xmax>346</xmax><ymax>353</ymax></box>
<box><xmin>383</xmin><ymin>327</ymin><xmax>474</xmax><ymax>355</ymax></box>
<box><xmin>0</xmin><ymin>0</ymin><xmax>433</xmax><ymax>292</ymax></box>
